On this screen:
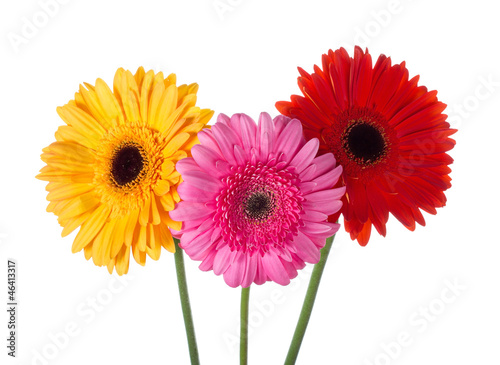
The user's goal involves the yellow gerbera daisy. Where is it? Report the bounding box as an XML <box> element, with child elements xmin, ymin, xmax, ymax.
<box><xmin>37</xmin><ymin>67</ymin><xmax>213</xmax><ymax>275</ymax></box>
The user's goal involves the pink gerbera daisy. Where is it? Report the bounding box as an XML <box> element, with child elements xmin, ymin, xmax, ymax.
<box><xmin>170</xmin><ymin>112</ymin><xmax>345</xmax><ymax>287</ymax></box>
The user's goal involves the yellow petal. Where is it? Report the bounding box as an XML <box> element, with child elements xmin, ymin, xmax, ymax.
<box><xmin>153</xmin><ymin>180</ymin><xmax>171</xmax><ymax>196</ymax></box>
<box><xmin>164</xmin><ymin>73</ymin><xmax>176</xmax><ymax>88</ymax></box>
<box><xmin>110</xmin><ymin>215</ymin><xmax>127</xmax><ymax>259</ymax></box>
<box><xmin>198</xmin><ymin>108</ymin><xmax>215</xmax><ymax>126</ymax></box>
<box><xmin>160</xmin><ymin>193</ymin><xmax>175</xmax><ymax>211</ymax></box>
<box><xmin>152</xmin><ymin>84</ymin><xmax>178</xmax><ymax>131</ymax></box>
<box><xmin>150</xmin><ymin>196</ymin><xmax>161</xmax><ymax>225</ymax></box>
<box><xmin>92</xmin><ymin>218</ymin><xmax>116</xmax><ymax>266</ymax></box>
<box><xmin>164</xmin><ymin>132</ymin><xmax>190</xmax><ymax>157</ymax></box>
<box><xmin>84</xmin><ymin>242</ymin><xmax>93</xmax><ymax>260</ymax></box>
<box><xmin>162</xmin><ymin>211</ymin><xmax>182</xmax><ymax>232</ymax></box>
<box><xmin>57</xmin><ymin>105</ymin><xmax>106</xmax><ymax>148</ymax></box>
<box><xmin>46</xmin><ymin>200</ymin><xmax>58</xmax><ymax>213</ymax></box>
<box><xmin>137</xmin><ymin>224</ymin><xmax>147</xmax><ymax>252</ymax></box>
<box><xmin>139</xmin><ymin>70</ymin><xmax>155</xmax><ymax>124</ymax></box>
<box><xmin>95</xmin><ymin>78</ymin><xmax>125</xmax><ymax>125</ymax></box>
<box><xmin>147</xmin><ymin>225</ymin><xmax>161</xmax><ymax>260</ymax></box>
<box><xmin>54</xmin><ymin>125</ymin><xmax>97</xmax><ymax>150</ymax></box>
<box><xmin>42</xmin><ymin>151</ymin><xmax>94</xmax><ymax>173</ymax></box>
<box><xmin>176</xmin><ymin>84</ymin><xmax>188</xmax><ymax>104</ymax></box>
<box><xmin>132</xmin><ymin>241</ymin><xmax>146</xmax><ymax>266</ymax></box>
<box><xmin>187</xmin><ymin>82</ymin><xmax>199</xmax><ymax>95</ymax></box>
<box><xmin>46</xmin><ymin>183</ymin><xmax>94</xmax><ymax>201</ymax></box>
<box><xmin>134</xmin><ymin>67</ymin><xmax>146</xmax><ymax>90</ymax></box>
<box><xmin>115</xmin><ymin>246</ymin><xmax>131</xmax><ymax>275</ymax></box>
<box><xmin>123</xmin><ymin>89</ymin><xmax>141</xmax><ymax>123</ymax></box>
<box><xmin>107</xmin><ymin>257</ymin><xmax>116</xmax><ymax>274</ymax></box>
<box><xmin>78</xmin><ymin>84</ymin><xmax>111</xmax><ymax>130</ymax></box>
<box><xmin>147</xmin><ymin>78</ymin><xmax>165</xmax><ymax>129</ymax></box>
<box><xmin>180</xmin><ymin>122</ymin><xmax>206</xmax><ymax>135</ymax></box>
<box><xmin>184</xmin><ymin>133</ymin><xmax>201</xmax><ymax>152</ymax></box>
<box><xmin>160</xmin><ymin>225</ymin><xmax>175</xmax><ymax>253</ymax></box>
<box><xmin>180</xmin><ymin>95</ymin><xmax>198</xmax><ymax>111</ymax></box>
<box><xmin>51</xmin><ymin>199</ymin><xmax>72</xmax><ymax>216</ymax></box>
<box><xmin>163</xmin><ymin>119</ymin><xmax>187</xmax><ymax>145</ymax></box>
<box><xmin>72</xmin><ymin>204</ymin><xmax>110</xmax><ymax>253</ymax></box>
<box><xmin>171</xmin><ymin>185</ymin><xmax>180</xmax><ymax>203</ymax></box>
<box><xmin>124</xmin><ymin>209</ymin><xmax>140</xmax><ymax>247</ymax></box>
<box><xmin>74</xmin><ymin>91</ymin><xmax>91</xmax><ymax>115</ymax></box>
<box><xmin>164</xmin><ymin>104</ymin><xmax>193</xmax><ymax>135</ymax></box>
<box><xmin>139</xmin><ymin>195</ymin><xmax>151</xmax><ymax>226</ymax></box>
<box><xmin>43</xmin><ymin>141</ymin><xmax>94</xmax><ymax>163</ymax></box>
<box><xmin>57</xmin><ymin>192</ymin><xmax>100</xmax><ymax>220</ymax></box>
<box><xmin>36</xmin><ymin>171</ymin><xmax>94</xmax><ymax>183</ymax></box>
<box><xmin>61</xmin><ymin>210</ymin><xmax>92</xmax><ymax>237</ymax></box>
<box><xmin>161</xmin><ymin>159</ymin><xmax>175</xmax><ymax>176</ymax></box>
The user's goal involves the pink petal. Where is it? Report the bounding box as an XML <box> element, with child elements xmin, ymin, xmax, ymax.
<box><xmin>241</xmin><ymin>254</ymin><xmax>258</xmax><ymax>288</ymax></box>
<box><xmin>303</xmin><ymin>188</ymin><xmax>345</xmax><ymax>215</ymax></box>
<box><xmin>292</xmin><ymin>231</ymin><xmax>321</xmax><ymax>263</ymax></box>
<box><xmin>254</xmin><ymin>256</ymin><xmax>267</xmax><ymax>285</ymax></box>
<box><xmin>210</xmin><ymin>227</ymin><xmax>222</xmax><ymax>244</ymax></box>
<box><xmin>301</xmin><ymin>222</ymin><xmax>339</xmax><ymax>237</ymax></box>
<box><xmin>304</xmin><ymin>189</ymin><xmax>342</xmax><ymax>203</ymax></box>
<box><xmin>280</xmin><ymin>258</ymin><xmax>300</xmax><ymax>280</ymax></box>
<box><xmin>274</xmin><ymin>117</ymin><xmax>303</xmax><ymax>160</ymax></box>
<box><xmin>212</xmin><ymin>122</ymin><xmax>240</xmax><ymax>165</ymax></box>
<box><xmin>213</xmin><ymin>245</ymin><xmax>233</xmax><ymax>275</ymax></box>
<box><xmin>191</xmin><ymin>144</ymin><xmax>224</xmax><ymax>175</ymax></box>
<box><xmin>299</xmin><ymin>164</ymin><xmax>317</xmax><ymax>182</ymax></box>
<box><xmin>310</xmin><ymin>153</ymin><xmax>337</xmax><ymax>178</ymax></box>
<box><xmin>309</xmin><ymin>166</ymin><xmax>343</xmax><ymax>192</ymax></box>
<box><xmin>300</xmin><ymin>182</ymin><xmax>318</xmax><ymax>194</ymax></box>
<box><xmin>217</xmin><ymin>113</ymin><xmax>231</xmax><ymax>125</ymax></box>
<box><xmin>273</xmin><ymin>115</ymin><xmax>291</xmax><ymax>137</ymax></box>
<box><xmin>233</xmin><ymin>144</ymin><xmax>248</xmax><ymax>166</ymax></box>
<box><xmin>262</xmin><ymin>252</ymin><xmax>290</xmax><ymax>285</ymax></box>
<box><xmin>257</xmin><ymin>112</ymin><xmax>274</xmax><ymax>161</ymax></box>
<box><xmin>230</xmin><ymin>113</ymin><xmax>257</xmax><ymax>153</ymax></box>
<box><xmin>181</xmin><ymin>170</ymin><xmax>223</xmax><ymax>192</ymax></box>
<box><xmin>290</xmin><ymin>138</ymin><xmax>320</xmax><ymax>174</ymax></box>
<box><xmin>198</xmin><ymin>129</ymin><xmax>222</xmax><ymax>156</ymax></box>
<box><xmin>169</xmin><ymin>201</ymin><xmax>213</xmax><ymax>221</ymax></box>
<box><xmin>183</xmin><ymin>229</ymin><xmax>215</xmax><ymax>260</ymax></box>
<box><xmin>301</xmin><ymin>210</ymin><xmax>328</xmax><ymax>223</ymax></box>
<box><xmin>177</xmin><ymin>182</ymin><xmax>217</xmax><ymax>203</ymax></box>
<box><xmin>176</xmin><ymin>157</ymin><xmax>200</xmax><ymax>176</ymax></box>
<box><xmin>199</xmin><ymin>248</ymin><xmax>217</xmax><ymax>271</ymax></box>
<box><xmin>223</xmin><ymin>251</ymin><xmax>247</xmax><ymax>288</ymax></box>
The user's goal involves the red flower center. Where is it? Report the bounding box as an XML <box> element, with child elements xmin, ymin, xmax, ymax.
<box><xmin>343</xmin><ymin>122</ymin><xmax>387</xmax><ymax>164</ymax></box>
<box><xmin>324</xmin><ymin>107</ymin><xmax>396</xmax><ymax>180</ymax></box>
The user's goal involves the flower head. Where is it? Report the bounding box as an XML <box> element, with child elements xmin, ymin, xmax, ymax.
<box><xmin>170</xmin><ymin>113</ymin><xmax>344</xmax><ymax>287</ymax></box>
<box><xmin>277</xmin><ymin>47</ymin><xmax>457</xmax><ymax>245</ymax></box>
<box><xmin>37</xmin><ymin>67</ymin><xmax>213</xmax><ymax>274</ymax></box>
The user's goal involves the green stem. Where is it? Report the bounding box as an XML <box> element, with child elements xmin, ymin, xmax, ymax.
<box><xmin>174</xmin><ymin>238</ymin><xmax>200</xmax><ymax>365</ymax></box>
<box><xmin>284</xmin><ymin>234</ymin><xmax>336</xmax><ymax>365</ymax></box>
<box><xmin>240</xmin><ymin>286</ymin><xmax>251</xmax><ymax>365</ymax></box>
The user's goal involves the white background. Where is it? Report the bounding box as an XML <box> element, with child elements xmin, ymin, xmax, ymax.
<box><xmin>1</xmin><ymin>0</ymin><xmax>499</xmax><ymax>364</ymax></box>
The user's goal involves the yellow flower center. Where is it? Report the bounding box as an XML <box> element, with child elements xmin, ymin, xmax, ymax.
<box><xmin>94</xmin><ymin>122</ymin><xmax>166</xmax><ymax>219</ymax></box>
<box><xmin>110</xmin><ymin>142</ymin><xmax>147</xmax><ymax>187</ymax></box>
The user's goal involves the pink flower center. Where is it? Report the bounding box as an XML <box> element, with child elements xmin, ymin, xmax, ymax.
<box><xmin>214</xmin><ymin>160</ymin><xmax>304</xmax><ymax>255</ymax></box>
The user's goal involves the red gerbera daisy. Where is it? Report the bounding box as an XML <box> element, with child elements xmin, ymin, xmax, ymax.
<box><xmin>276</xmin><ymin>46</ymin><xmax>457</xmax><ymax>245</ymax></box>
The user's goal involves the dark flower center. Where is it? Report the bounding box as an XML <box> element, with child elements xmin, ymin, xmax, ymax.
<box><xmin>111</xmin><ymin>145</ymin><xmax>144</xmax><ymax>186</ymax></box>
<box><xmin>245</xmin><ymin>192</ymin><xmax>273</xmax><ymax>220</ymax></box>
<box><xmin>343</xmin><ymin>122</ymin><xmax>386</xmax><ymax>164</ymax></box>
